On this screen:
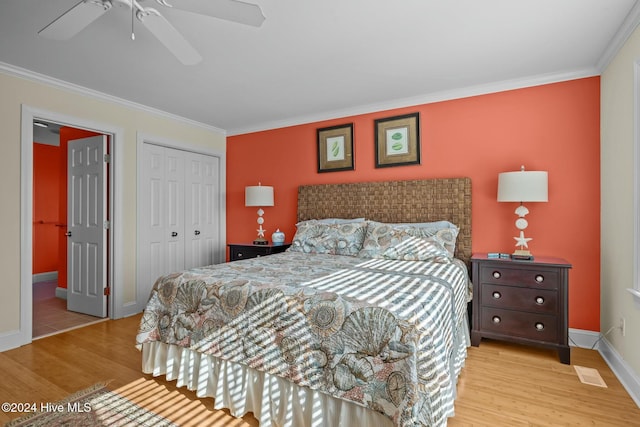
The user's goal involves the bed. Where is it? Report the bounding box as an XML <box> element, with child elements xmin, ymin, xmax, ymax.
<box><xmin>136</xmin><ymin>178</ymin><xmax>472</xmax><ymax>427</ymax></box>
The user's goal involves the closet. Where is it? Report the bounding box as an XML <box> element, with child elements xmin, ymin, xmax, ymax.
<box><xmin>138</xmin><ymin>143</ymin><xmax>223</xmax><ymax>303</ymax></box>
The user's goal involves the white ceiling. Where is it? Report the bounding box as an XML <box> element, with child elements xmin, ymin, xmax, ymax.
<box><xmin>1</xmin><ymin>0</ymin><xmax>639</xmax><ymax>135</ymax></box>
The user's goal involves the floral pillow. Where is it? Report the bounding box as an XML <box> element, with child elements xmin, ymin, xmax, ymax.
<box><xmin>388</xmin><ymin>223</ymin><xmax>458</xmax><ymax>255</ymax></box>
<box><xmin>358</xmin><ymin>221</ymin><xmax>456</xmax><ymax>261</ymax></box>
<box><xmin>288</xmin><ymin>221</ymin><xmax>368</xmax><ymax>256</ymax></box>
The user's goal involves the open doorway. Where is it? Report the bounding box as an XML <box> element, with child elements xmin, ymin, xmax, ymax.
<box><xmin>18</xmin><ymin>105</ymin><xmax>125</xmax><ymax>349</ymax></box>
<box><xmin>32</xmin><ymin>120</ymin><xmax>110</xmax><ymax>338</ymax></box>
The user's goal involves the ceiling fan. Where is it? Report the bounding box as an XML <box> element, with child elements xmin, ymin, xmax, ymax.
<box><xmin>38</xmin><ymin>0</ymin><xmax>265</xmax><ymax>65</ymax></box>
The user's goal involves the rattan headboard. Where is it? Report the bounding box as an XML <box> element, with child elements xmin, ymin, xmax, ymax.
<box><xmin>297</xmin><ymin>178</ymin><xmax>472</xmax><ymax>267</ymax></box>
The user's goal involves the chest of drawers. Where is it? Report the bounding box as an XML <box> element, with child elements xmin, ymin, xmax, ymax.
<box><xmin>228</xmin><ymin>243</ymin><xmax>291</xmax><ymax>261</ymax></box>
<box><xmin>471</xmin><ymin>253</ymin><xmax>572</xmax><ymax>364</ymax></box>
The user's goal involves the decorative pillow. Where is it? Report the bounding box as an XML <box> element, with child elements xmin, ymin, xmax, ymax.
<box><xmin>359</xmin><ymin>221</ymin><xmax>458</xmax><ymax>259</ymax></box>
<box><xmin>387</xmin><ymin>223</ymin><xmax>458</xmax><ymax>255</ymax></box>
<box><xmin>289</xmin><ymin>221</ymin><xmax>368</xmax><ymax>256</ymax></box>
<box><xmin>411</xmin><ymin>227</ymin><xmax>458</xmax><ymax>256</ymax></box>
<box><xmin>358</xmin><ymin>224</ymin><xmax>452</xmax><ymax>262</ymax></box>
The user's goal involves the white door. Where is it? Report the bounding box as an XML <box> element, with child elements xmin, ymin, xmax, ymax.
<box><xmin>67</xmin><ymin>135</ymin><xmax>108</xmax><ymax>317</ymax></box>
<box><xmin>184</xmin><ymin>152</ymin><xmax>220</xmax><ymax>269</ymax></box>
<box><xmin>140</xmin><ymin>144</ymin><xmax>185</xmax><ymax>301</ymax></box>
<box><xmin>139</xmin><ymin>145</ymin><xmax>222</xmax><ymax>304</ymax></box>
<box><xmin>162</xmin><ymin>147</ymin><xmax>186</xmax><ymax>273</ymax></box>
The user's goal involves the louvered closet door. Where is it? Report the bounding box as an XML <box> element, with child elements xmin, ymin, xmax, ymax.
<box><xmin>184</xmin><ymin>152</ymin><xmax>220</xmax><ymax>269</ymax></box>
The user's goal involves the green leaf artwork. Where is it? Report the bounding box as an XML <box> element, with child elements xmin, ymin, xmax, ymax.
<box><xmin>332</xmin><ymin>140</ymin><xmax>340</xmax><ymax>157</ymax></box>
<box><xmin>391</xmin><ymin>142</ymin><xmax>403</xmax><ymax>151</ymax></box>
<box><xmin>391</xmin><ymin>132</ymin><xmax>403</xmax><ymax>141</ymax></box>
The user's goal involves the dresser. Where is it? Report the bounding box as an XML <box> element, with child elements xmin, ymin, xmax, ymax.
<box><xmin>470</xmin><ymin>253</ymin><xmax>572</xmax><ymax>364</ymax></box>
<box><xmin>228</xmin><ymin>243</ymin><xmax>291</xmax><ymax>261</ymax></box>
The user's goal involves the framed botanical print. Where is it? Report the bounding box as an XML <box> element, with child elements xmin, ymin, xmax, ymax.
<box><xmin>317</xmin><ymin>123</ymin><xmax>354</xmax><ymax>173</ymax></box>
<box><xmin>374</xmin><ymin>112</ymin><xmax>420</xmax><ymax>168</ymax></box>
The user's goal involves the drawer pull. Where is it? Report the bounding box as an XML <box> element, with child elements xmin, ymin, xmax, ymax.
<box><xmin>535</xmin><ymin>322</ymin><xmax>545</xmax><ymax>331</ymax></box>
<box><xmin>535</xmin><ymin>296</ymin><xmax>544</xmax><ymax>304</ymax></box>
<box><xmin>237</xmin><ymin>253</ymin><xmax>243</xmax><ymax>258</ymax></box>
<box><xmin>535</xmin><ymin>274</ymin><xmax>544</xmax><ymax>283</ymax></box>
<box><xmin>492</xmin><ymin>291</ymin><xmax>502</xmax><ymax>299</ymax></box>
<box><xmin>492</xmin><ymin>316</ymin><xmax>501</xmax><ymax>324</ymax></box>
<box><xmin>492</xmin><ymin>271</ymin><xmax>502</xmax><ymax>279</ymax></box>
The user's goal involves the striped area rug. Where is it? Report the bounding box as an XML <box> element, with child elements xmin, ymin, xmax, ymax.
<box><xmin>5</xmin><ymin>382</ymin><xmax>176</xmax><ymax>427</ymax></box>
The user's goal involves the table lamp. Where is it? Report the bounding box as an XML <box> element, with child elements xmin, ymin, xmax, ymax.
<box><xmin>497</xmin><ymin>165</ymin><xmax>548</xmax><ymax>260</ymax></box>
<box><xmin>245</xmin><ymin>183</ymin><xmax>274</xmax><ymax>245</ymax></box>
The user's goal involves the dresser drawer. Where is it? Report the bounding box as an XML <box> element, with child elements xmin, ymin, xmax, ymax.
<box><xmin>228</xmin><ymin>243</ymin><xmax>291</xmax><ymax>261</ymax></box>
<box><xmin>479</xmin><ymin>265</ymin><xmax>559</xmax><ymax>290</ymax></box>
<box><xmin>480</xmin><ymin>308</ymin><xmax>558</xmax><ymax>342</ymax></box>
<box><xmin>230</xmin><ymin>246</ymin><xmax>266</xmax><ymax>260</ymax></box>
<box><xmin>480</xmin><ymin>284</ymin><xmax>557</xmax><ymax>314</ymax></box>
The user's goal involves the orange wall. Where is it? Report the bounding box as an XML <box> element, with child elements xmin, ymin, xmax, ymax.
<box><xmin>227</xmin><ymin>77</ymin><xmax>601</xmax><ymax>331</ymax></box>
<box><xmin>33</xmin><ymin>143</ymin><xmax>61</xmax><ymax>274</ymax></box>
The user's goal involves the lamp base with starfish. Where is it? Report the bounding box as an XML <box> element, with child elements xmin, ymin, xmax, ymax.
<box><xmin>253</xmin><ymin>208</ymin><xmax>269</xmax><ymax>245</ymax></box>
<box><xmin>512</xmin><ymin>206</ymin><xmax>534</xmax><ymax>260</ymax></box>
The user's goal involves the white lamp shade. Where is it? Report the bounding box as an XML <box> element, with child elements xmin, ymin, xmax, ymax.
<box><xmin>497</xmin><ymin>170</ymin><xmax>548</xmax><ymax>202</ymax></box>
<box><xmin>245</xmin><ymin>185</ymin><xmax>274</xmax><ymax>207</ymax></box>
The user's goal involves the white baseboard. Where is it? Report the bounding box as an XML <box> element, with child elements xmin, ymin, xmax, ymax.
<box><xmin>599</xmin><ymin>337</ymin><xmax>640</xmax><ymax>408</ymax></box>
<box><xmin>569</xmin><ymin>327</ymin><xmax>600</xmax><ymax>349</ymax></box>
<box><xmin>32</xmin><ymin>271</ymin><xmax>58</xmax><ymax>283</ymax></box>
<box><xmin>55</xmin><ymin>287</ymin><xmax>67</xmax><ymax>300</ymax></box>
<box><xmin>570</xmin><ymin>328</ymin><xmax>640</xmax><ymax>408</ymax></box>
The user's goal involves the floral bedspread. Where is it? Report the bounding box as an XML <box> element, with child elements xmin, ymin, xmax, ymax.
<box><xmin>136</xmin><ymin>251</ymin><xmax>471</xmax><ymax>427</ymax></box>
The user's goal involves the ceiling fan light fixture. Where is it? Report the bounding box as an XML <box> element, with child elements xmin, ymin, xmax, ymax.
<box><xmin>38</xmin><ymin>0</ymin><xmax>263</xmax><ymax>65</ymax></box>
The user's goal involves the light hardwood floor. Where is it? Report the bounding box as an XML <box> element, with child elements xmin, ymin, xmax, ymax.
<box><xmin>1</xmin><ymin>315</ymin><xmax>639</xmax><ymax>426</ymax></box>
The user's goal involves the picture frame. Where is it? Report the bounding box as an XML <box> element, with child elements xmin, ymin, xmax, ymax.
<box><xmin>374</xmin><ymin>112</ymin><xmax>421</xmax><ymax>168</ymax></box>
<box><xmin>317</xmin><ymin>123</ymin><xmax>354</xmax><ymax>173</ymax></box>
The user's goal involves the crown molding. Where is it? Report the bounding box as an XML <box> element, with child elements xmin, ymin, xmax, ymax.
<box><xmin>596</xmin><ymin>0</ymin><xmax>640</xmax><ymax>72</ymax></box>
<box><xmin>227</xmin><ymin>67</ymin><xmax>599</xmax><ymax>136</ymax></box>
<box><xmin>0</xmin><ymin>61</ymin><xmax>226</xmax><ymax>136</ymax></box>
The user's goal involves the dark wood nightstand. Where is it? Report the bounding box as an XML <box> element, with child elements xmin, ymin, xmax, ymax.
<box><xmin>228</xmin><ymin>243</ymin><xmax>291</xmax><ymax>261</ymax></box>
<box><xmin>471</xmin><ymin>253</ymin><xmax>572</xmax><ymax>364</ymax></box>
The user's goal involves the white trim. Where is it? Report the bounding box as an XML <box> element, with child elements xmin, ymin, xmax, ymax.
<box><xmin>0</xmin><ymin>62</ymin><xmax>225</xmax><ymax>136</ymax></box>
<box><xmin>227</xmin><ymin>67</ymin><xmax>599</xmax><ymax>135</ymax></box>
<box><xmin>634</xmin><ymin>60</ymin><xmax>640</xmax><ymax>298</ymax></box>
<box><xmin>0</xmin><ymin>329</ymin><xmax>24</xmax><ymax>353</ymax></box>
<box><xmin>596</xmin><ymin>0</ymin><xmax>640</xmax><ymax>72</ymax></box>
<box><xmin>568</xmin><ymin>328</ymin><xmax>600</xmax><ymax>349</ymax></box>
<box><xmin>6</xmin><ymin>105</ymin><xmax>126</xmax><ymax>352</ymax></box>
<box><xmin>135</xmin><ymin>132</ymin><xmax>227</xmax><ymax>314</ymax></box>
<box><xmin>32</xmin><ymin>271</ymin><xmax>58</xmax><ymax>283</ymax></box>
<box><xmin>627</xmin><ymin>287</ymin><xmax>640</xmax><ymax>300</ymax></box>
<box><xmin>55</xmin><ymin>287</ymin><xmax>67</xmax><ymax>300</ymax></box>
<box><xmin>599</xmin><ymin>337</ymin><xmax>640</xmax><ymax>408</ymax></box>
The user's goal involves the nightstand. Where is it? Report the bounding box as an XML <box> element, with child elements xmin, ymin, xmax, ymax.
<box><xmin>228</xmin><ymin>243</ymin><xmax>291</xmax><ymax>261</ymax></box>
<box><xmin>471</xmin><ymin>253</ymin><xmax>572</xmax><ymax>364</ymax></box>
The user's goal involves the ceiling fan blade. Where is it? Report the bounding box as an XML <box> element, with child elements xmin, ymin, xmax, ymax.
<box><xmin>39</xmin><ymin>0</ymin><xmax>112</xmax><ymax>40</ymax></box>
<box><xmin>139</xmin><ymin>10</ymin><xmax>203</xmax><ymax>65</ymax></box>
<box><xmin>169</xmin><ymin>0</ymin><xmax>265</xmax><ymax>27</ymax></box>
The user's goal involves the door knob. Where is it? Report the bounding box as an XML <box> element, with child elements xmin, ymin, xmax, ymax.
<box><xmin>65</xmin><ymin>231</ymin><xmax>72</xmax><ymax>237</ymax></box>
<box><xmin>171</xmin><ymin>232</ymin><xmax>178</xmax><ymax>237</ymax></box>
<box><xmin>194</xmin><ymin>230</ymin><xmax>201</xmax><ymax>235</ymax></box>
